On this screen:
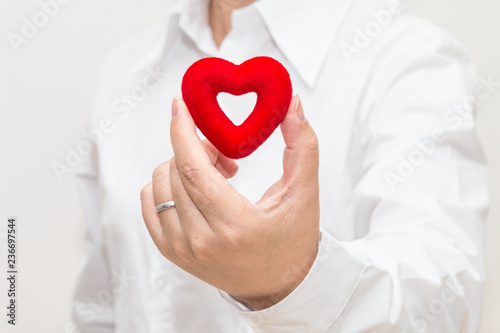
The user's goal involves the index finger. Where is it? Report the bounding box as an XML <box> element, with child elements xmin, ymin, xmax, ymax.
<box><xmin>169</xmin><ymin>97</ymin><xmax>244</xmax><ymax>217</ymax></box>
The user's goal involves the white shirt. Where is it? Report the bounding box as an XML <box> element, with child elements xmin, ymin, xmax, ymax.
<box><xmin>72</xmin><ymin>0</ymin><xmax>490</xmax><ymax>332</ymax></box>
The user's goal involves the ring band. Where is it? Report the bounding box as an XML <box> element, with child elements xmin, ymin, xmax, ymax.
<box><xmin>156</xmin><ymin>201</ymin><xmax>175</xmax><ymax>213</ymax></box>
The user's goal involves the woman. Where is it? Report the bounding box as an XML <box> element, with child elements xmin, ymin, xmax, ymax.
<box><xmin>73</xmin><ymin>0</ymin><xmax>489</xmax><ymax>332</ymax></box>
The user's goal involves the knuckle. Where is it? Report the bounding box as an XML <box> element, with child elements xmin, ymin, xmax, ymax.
<box><xmin>171</xmin><ymin>241</ymin><xmax>193</xmax><ymax>262</ymax></box>
<box><xmin>308</xmin><ymin>132</ymin><xmax>319</xmax><ymax>152</ymax></box>
<box><xmin>179</xmin><ymin>163</ymin><xmax>205</xmax><ymax>185</ymax></box>
<box><xmin>140</xmin><ymin>184</ymin><xmax>151</xmax><ymax>200</ymax></box>
<box><xmin>224</xmin><ymin>227</ymin><xmax>252</xmax><ymax>248</ymax></box>
<box><xmin>156</xmin><ymin>237</ymin><xmax>175</xmax><ymax>259</ymax></box>
<box><xmin>190</xmin><ymin>237</ymin><xmax>213</xmax><ymax>262</ymax></box>
<box><xmin>203</xmin><ymin>179</ymin><xmax>221</xmax><ymax>201</ymax></box>
<box><xmin>159</xmin><ymin>246</ymin><xmax>175</xmax><ymax>260</ymax></box>
<box><xmin>152</xmin><ymin>162</ymin><xmax>170</xmax><ymax>180</ymax></box>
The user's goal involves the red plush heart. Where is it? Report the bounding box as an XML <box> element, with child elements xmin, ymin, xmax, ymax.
<box><xmin>181</xmin><ymin>56</ymin><xmax>292</xmax><ymax>159</ymax></box>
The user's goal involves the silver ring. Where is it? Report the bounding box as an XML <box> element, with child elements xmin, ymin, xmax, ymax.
<box><xmin>156</xmin><ymin>201</ymin><xmax>175</xmax><ymax>213</ymax></box>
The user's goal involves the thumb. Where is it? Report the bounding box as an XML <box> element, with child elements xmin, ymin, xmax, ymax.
<box><xmin>280</xmin><ymin>95</ymin><xmax>319</xmax><ymax>185</ymax></box>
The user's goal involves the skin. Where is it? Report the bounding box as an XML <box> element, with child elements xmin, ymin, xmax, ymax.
<box><xmin>141</xmin><ymin>96</ymin><xmax>320</xmax><ymax>310</ymax></box>
<box><xmin>140</xmin><ymin>1</ymin><xmax>321</xmax><ymax>311</ymax></box>
<box><xmin>209</xmin><ymin>0</ymin><xmax>256</xmax><ymax>48</ymax></box>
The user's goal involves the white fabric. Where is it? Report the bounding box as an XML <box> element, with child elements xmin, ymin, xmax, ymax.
<box><xmin>72</xmin><ymin>0</ymin><xmax>490</xmax><ymax>332</ymax></box>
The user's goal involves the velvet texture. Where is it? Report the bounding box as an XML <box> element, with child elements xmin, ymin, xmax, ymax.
<box><xmin>181</xmin><ymin>56</ymin><xmax>292</xmax><ymax>159</ymax></box>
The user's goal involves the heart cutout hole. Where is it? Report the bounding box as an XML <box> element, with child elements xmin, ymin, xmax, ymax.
<box><xmin>216</xmin><ymin>92</ymin><xmax>257</xmax><ymax>126</ymax></box>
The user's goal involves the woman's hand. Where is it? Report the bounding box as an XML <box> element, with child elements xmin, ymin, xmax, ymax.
<box><xmin>140</xmin><ymin>96</ymin><xmax>320</xmax><ymax>310</ymax></box>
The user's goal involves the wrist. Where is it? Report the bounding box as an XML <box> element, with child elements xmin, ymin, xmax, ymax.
<box><xmin>232</xmin><ymin>284</ymin><xmax>296</xmax><ymax>311</ymax></box>
<box><xmin>231</xmin><ymin>249</ymin><xmax>318</xmax><ymax>311</ymax></box>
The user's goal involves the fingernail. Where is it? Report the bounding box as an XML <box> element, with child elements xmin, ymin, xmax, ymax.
<box><xmin>172</xmin><ymin>97</ymin><xmax>180</xmax><ymax>118</ymax></box>
<box><xmin>296</xmin><ymin>95</ymin><xmax>305</xmax><ymax>121</ymax></box>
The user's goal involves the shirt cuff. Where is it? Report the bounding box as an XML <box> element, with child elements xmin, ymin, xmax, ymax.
<box><xmin>219</xmin><ymin>230</ymin><xmax>368</xmax><ymax>332</ymax></box>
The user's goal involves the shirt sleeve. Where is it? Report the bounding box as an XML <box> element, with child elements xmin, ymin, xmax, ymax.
<box><xmin>220</xmin><ymin>22</ymin><xmax>490</xmax><ymax>333</ymax></box>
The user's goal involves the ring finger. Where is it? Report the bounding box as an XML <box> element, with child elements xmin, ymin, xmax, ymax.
<box><xmin>150</xmin><ymin>160</ymin><xmax>184</xmax><ymax>259</ymax></box>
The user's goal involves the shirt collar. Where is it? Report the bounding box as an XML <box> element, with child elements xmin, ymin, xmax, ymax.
<box><xmin>169</xmin><ymin>0</ymin><xmax>353</xmax><ymax>88</ymax></box>
<box><xmin>170</xmin><ymin>0</ymin><xmax>216</xmax><ymax>55</ymax></box>
<box><xmin>254</xmin><ymin>0</ymin><xmax>353</xmax><ymax>88</ymax></box>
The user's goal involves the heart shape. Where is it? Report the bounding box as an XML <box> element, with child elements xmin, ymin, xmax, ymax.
<box><xmin>181</xmin><ymin>56</ymin><xmax>292</xmax><ymax>159</ymax></box>
<box><xmin>217</xmin><ymin>92</ymin><xmax>257</xmax><ymax>126</ymax></box>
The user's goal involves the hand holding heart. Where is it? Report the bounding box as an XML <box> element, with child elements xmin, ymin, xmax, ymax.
<box><xmin>140</xmin><ymin>96</ymin><xmax>320</xmax><ymax>310</ymax></box>
<box><xmin>182</xmin><ymin>57</ymin><xmax>293</xmax><ymax>159</ymax></box>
